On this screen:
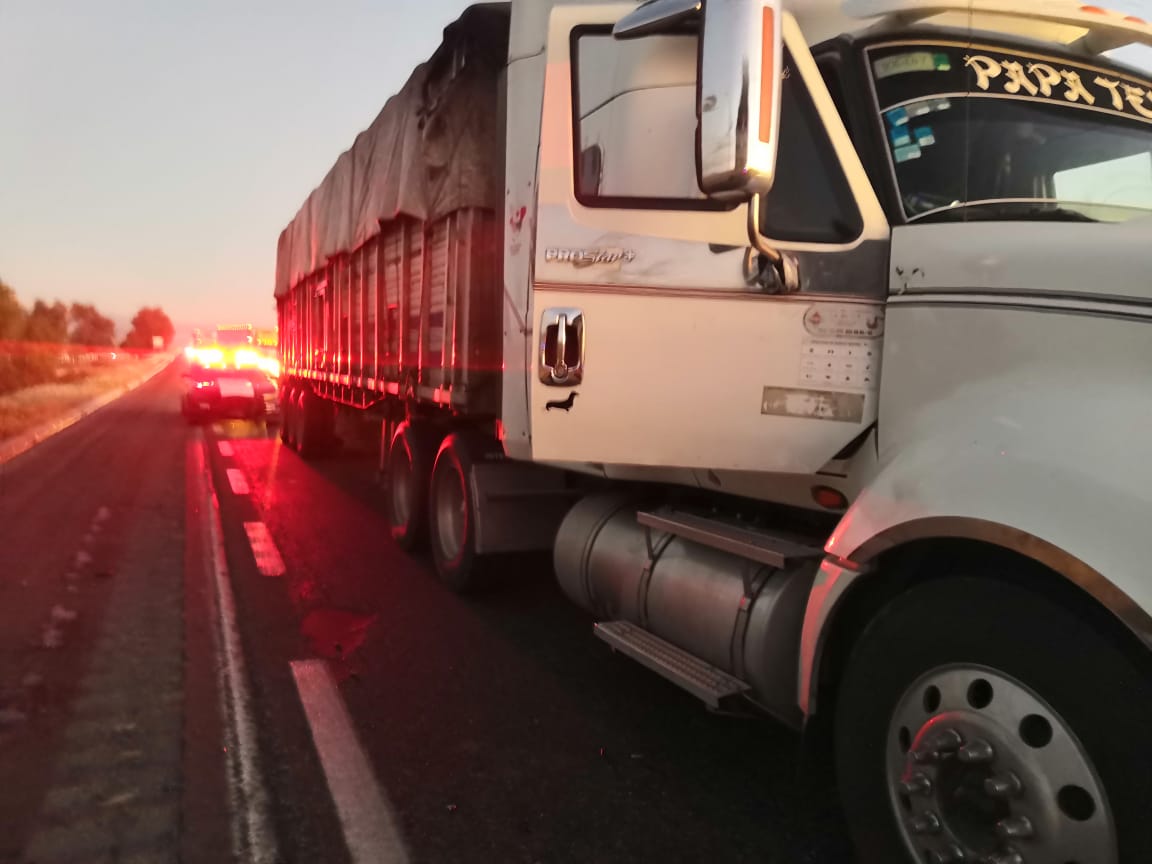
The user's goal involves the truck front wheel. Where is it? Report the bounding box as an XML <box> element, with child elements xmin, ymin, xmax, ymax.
<box><xmin>387</xmin><ymin>421</ymin><xmax>437</xmax><ymax>551</ymax></box>
<box><xmin>427</xmin><ymin>432</ymin><xmax>497</xmax><ymax>592</ymax></box>
<box><xmin>835</xmin><ymin>575</ymin><xmax>1152</xmax><ymax>864</ymax></box>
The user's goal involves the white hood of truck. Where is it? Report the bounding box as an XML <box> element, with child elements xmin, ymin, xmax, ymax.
<box><xmin>889</xmin><ymin>218</ymin><xmax>1152</xmax><ymax>304</ymax></box>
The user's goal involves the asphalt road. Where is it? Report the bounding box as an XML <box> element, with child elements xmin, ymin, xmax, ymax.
<box><xmin>0</xmin><ymin>362</ymin><xmax>857</xmax><ymax>863</ymax></box>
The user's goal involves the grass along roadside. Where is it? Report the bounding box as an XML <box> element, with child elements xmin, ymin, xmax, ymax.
<box><xmin>0</xmin><ymin>356</ymin><xmax>167</xmax><ymax>441</ymax></box>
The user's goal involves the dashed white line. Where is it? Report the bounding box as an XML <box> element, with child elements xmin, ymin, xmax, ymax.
<box><xmin>218</xmin><ymin>440</ymin><xmax>235</xmax><ymax>457</ymax></box>
<box><xmin>243</xmin><ymin>522</ymin><xmax>285</xmax><ymax>577</ymax></box>
<box><xmin>227</xmin><ymin>468</ymin><xmax>251</xmax><ymax>496</ymax></box>
<box><xmin>291</xmin><ymin>660</ymin><xmax>410</xmax><ymax>864</ymax></box>
<box><xmin>197</xmin><ymin>434</ymin><xmax>278</xmax><ymax>863</ymax></box>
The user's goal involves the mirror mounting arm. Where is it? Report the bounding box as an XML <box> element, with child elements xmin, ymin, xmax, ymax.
<box><xmin>747</xmin><ymin>243</ymin><xmax>800</xmax><ymax>293</ymax></box>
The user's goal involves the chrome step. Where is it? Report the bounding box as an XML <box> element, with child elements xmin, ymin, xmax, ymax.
<box><xmin>636</xmin><ymin>508</ymin><xmax>824</xmax><ymax>569</ymax></box>
<box><xmin>594</xmin><ymin>620</ymin><xmax>751</xmax><ymax>709</ymax></box>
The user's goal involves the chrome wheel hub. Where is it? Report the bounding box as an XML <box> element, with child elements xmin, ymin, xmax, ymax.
<box><xmin>887</xmin><ymin>665</ymin><xmax>1115</xmax><ymax>864</ymax></box>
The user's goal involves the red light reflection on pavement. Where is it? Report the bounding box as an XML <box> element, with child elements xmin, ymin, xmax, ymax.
<box><xmin>222</xmin><ymin>433</ymin><xmax>382</xmax><ymax>680</ymax></box>
<box><xmin>300</xmin><ymin>608</ymin><xmax>378</xmax><ymax>681</ymax></box>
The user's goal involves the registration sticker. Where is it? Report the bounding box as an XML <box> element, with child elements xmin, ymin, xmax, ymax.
<box><xmin>889</xmin><ymin>126</ymin><xmax>912</xmax><ymax>147</ymax></box>
<box><xmin>873</xmin><ymin>51</ymin><xmax>952</xmax><ymax>79</ymax></box>
<box><xmin>885</xmin><ymin>106</ymin><xmax>909</xmax><ymax>127</ymax></box>
<box><xmin>914</xmin><ymin>126</ymin><xmax>936</xmax><ymax>146</ymax></box>
<box><xmin>894</xmin><ymin>143</ymin><xmax>923</xmax><ymax>163</ymax></box>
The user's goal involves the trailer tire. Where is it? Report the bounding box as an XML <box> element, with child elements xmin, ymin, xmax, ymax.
<box><xmin>387</xmin><ymin>421</ymin><xmax>438</xmax><ymax>551</ymax></box>
<box><xmin>296</xmin><ymin>390</ymin><xmax>333</xmax><ymax>460</ymax></box>
<box><xmin>427</xmin><ymin>432</ymin><xmax>499</xmax><ymax>592</ymax></box>
<box><xmin>280</xmin><ymin>386</ymin><xmax>296</xmax><ymax>445</ymax></box>
<box><xmin>834</xmin><ymin>575</ymin><xmax>1152</xmax><ymax>864</ymax></box>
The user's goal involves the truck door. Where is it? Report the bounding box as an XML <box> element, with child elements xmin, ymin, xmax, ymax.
<box><xmin>530</xmin><ymin>4</ymin><xmax>890</xmax><ymax>475</ymax></box>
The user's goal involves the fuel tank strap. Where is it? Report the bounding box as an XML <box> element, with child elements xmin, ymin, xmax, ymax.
<box><xmin>731</xmin><ymin>563</ymin><xmax>774</xmax><ymax>681</ymax></box>
<box><xmin>638</xmin><ymin>527</ymin><xmax>675</xmax><ymax>629</ymax></box>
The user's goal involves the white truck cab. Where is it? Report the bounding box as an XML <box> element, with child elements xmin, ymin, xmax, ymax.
<box><xmin>510</xmin><ymin>2</ymin><xmax>1152</xmax><ymax>861</ymax></box>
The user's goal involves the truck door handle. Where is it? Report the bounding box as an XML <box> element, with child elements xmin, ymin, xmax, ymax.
<box><xmin>539</xmin><ymin>307</ymin><xmax>584</xmax><ymax>386</ymax></box>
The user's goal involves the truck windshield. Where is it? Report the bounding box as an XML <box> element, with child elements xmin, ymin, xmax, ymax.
<box><xmin>867</xmin><ymin>40</ymin><xmax>1152</xmax><ymax>223</ymax></box>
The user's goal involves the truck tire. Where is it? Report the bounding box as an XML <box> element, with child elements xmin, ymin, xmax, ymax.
<box><xmin>280</xmin><ymin>386</ymin><xmax>296</xmax><ymax>446</ymax></box>
<box><xmin>387</xmin><ymin>421</ymin><xmax>438</xmax><ymax>551</ymax></box>
<box><xmin>296</xmin><ymin>390</ymin><xmax>333</xmax><ymax>460</ymax></box>
<box><xmin>834</xmin><ymin>575</ymin><xmax>1152</xmax><ymax>864</ymax></box>
<box><xmin>427</xmin><ymin>432</ymin><xmax>499</xmax><ymax>592</ymax></box>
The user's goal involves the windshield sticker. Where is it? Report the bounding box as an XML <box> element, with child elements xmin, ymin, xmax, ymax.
<box><xmin>931</xmin><ymin>97</ymin><xmax>951</xmax><ymax>112</ymax></box>
<box><xmin>889</xmin><ymin>126</ymin><xmax>913</xmax><ymax>147</ymax></box>
<box><xmin>894</xmin><ymin>143</ymin><xmax>922</xmax><ymax>163</ymax></box>
<box><xmin>873</xmin><ymin>51</ymin><xmax>953</xmax><ymax>79</ymax></box>
<box><xmin>885</xmin><ymin>106</ymin><xmax>909</xmax><ymax>127</ymax></box>
<box><xmin>913</xmin><ymin>126</ymin><xmax>936</xmax><ymax>147</ymax></box>
<box><xmin>964</xmin><ymin>52</ymin><xmax>1152</xmax><ymax>121</ymax></box>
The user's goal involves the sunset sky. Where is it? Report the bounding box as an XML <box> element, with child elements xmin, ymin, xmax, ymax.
<box><xmin>0</xmin><ymin>0</ymin><xmax>474</xmax><ymax>335</ymax></box>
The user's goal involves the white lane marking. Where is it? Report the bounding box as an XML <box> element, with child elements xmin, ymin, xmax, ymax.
<box><xmin>218</xmin><ymin>440</ymin><xmax>235</xmax><ymax>457</ymax></box>
<box><xmin>243</xmin><ymin>522</ymin><xmax>285</xmax><ymax>577</ymax></box>
<box><xmin>291</xmin><ymin>660</ymin><xmax>410</xmax><ymax>864</ymax></box>
<box><xmin>226</xmin><ymin>468</ymin><xmax>251</xmax><ymax>496</ymax></box>
<box><xmin>95</xmin><ymin>506</ymin><xmax>111</xmax><ymax>523</ymax></box>
<box><xmin>197</xmin><ymin>434</ymin><xmax>278</xmax><ymax>863</ymax></box>
<box><xmin>75</xmin><ymin>550</ymin><xmax>93</xmax><ymax>568</ymax></box>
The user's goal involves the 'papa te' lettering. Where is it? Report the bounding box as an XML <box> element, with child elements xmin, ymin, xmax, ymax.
<box><xmin>963</xmin><ymin>53</ymin><xmax>1152</xmax><ymax>120</ymax></box>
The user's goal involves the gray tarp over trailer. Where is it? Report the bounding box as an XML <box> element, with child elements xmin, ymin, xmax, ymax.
<box><xmin>276</xmin><ymin>3</ymin><xmax>510</xmax><ymax>417</ymax></box>
<box><xmin>275</xmin><ymin>3</ymin><xmax>509</xmax><ymax>300</ymax></box>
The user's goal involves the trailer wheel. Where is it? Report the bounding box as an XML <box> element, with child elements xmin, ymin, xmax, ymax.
<box><xmin>427</xmin><ymin>432</ymin><xmax>499</xmax><ymax>592</ymax></box>
<box><xmin>296</xmin><ymin>390</ymin><xmax>333</xmax><ymax>460</ymax></box>
<box><xmin>834</xmin><ymin>575</ymin><xmax>1152</xmax><ymax>864</ymax></box>
<box><xmin>386</xmin><ymin>421</ymin><xmax>438</xmax><ymax>551</ymax></box>
<box><xmin>280</xmin><ymin>386</ymin><xmax>296</xmax><ymax>446</ymax></box>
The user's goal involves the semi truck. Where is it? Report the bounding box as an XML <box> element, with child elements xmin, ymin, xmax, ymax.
<box><xmin>275</xmin><ymin>0</ymin><xmax>1152</xmax><ymax>860</ymax></box>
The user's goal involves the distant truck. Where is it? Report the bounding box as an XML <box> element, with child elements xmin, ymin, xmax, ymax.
<box><xmin>275</xmin><ymin>1</ymin><xmax>1152</xmax><ymax>860</ymax></box>
<box><xmin>190</xmin><ymin>323</ymin><xmax>279</xmax><ymax>378</ymax></box>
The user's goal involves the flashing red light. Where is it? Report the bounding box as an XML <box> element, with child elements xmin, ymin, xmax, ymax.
<box><xmin>812</xmin><ymin>486</ymin><xmax>848</xmax><ymax>510</ymax></box>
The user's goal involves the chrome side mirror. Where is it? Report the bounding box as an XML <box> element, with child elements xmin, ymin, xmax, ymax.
<box><xmin>613</xmin><ymin>0</ymin><xmax>784</xmax><ymax>202</ymax></box>
<box><xmin>613</xmin><ymin>0</ymin><xmax>701</xmax><ymax>39</ymax></box>
<box><xmin>697</xmin><ymin>0</ymin><xmax>784</xmax><ymax>199</ymax></box>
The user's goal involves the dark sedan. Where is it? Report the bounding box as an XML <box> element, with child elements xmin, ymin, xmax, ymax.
<box><xmin>181</xmin><ymin>366</ymin><xmax>279</xmax><ymax>424</ymax></box>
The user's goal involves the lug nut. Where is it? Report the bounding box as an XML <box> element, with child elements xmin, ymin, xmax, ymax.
<box><xmin>927</xmin><ymin>843</ymin><xmax>966</xmax><ymax>863</ymax></box>
<box><xmin>914</xmin><ymin>728</ymin><xmax>964</xmax><ymax>763</ymax></box>
<box><xmin>910</xmin><ymin>811</ymin><xmax>941</xmax><ymax>835</ymax></box>
<box><xmin>981</xmin><ymin>851</ymin><xmax>1024</xmax><ymax>864</ymax></box>
<box><xmin>901</xmin><ymin>772</ymin><xmax>933</xmax><ymax>796</ymax></box>
<box><xmin>958</xmin><ymin>738</ymin><xmax>995</xmax><ymax>764</ymax></box>
<box><xmin>996</xmin><ymin>816</ymin><xmax>1035</xmax><ymax>840</ymax></box>
<box><xmin>984</xmin><ymin>772</ymin><xmax>1023</xmax><ymax>799</ymax></box>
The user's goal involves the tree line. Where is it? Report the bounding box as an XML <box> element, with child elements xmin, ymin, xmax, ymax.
<box><xmin>0</xmin><ymin>278</ymin><xmax>174</xmax><ymax>350</ymax></box>
<box><xmin>0</xmin><ymin>277</ymin><xmax>176</xmax><ymax>395</ymax></box>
